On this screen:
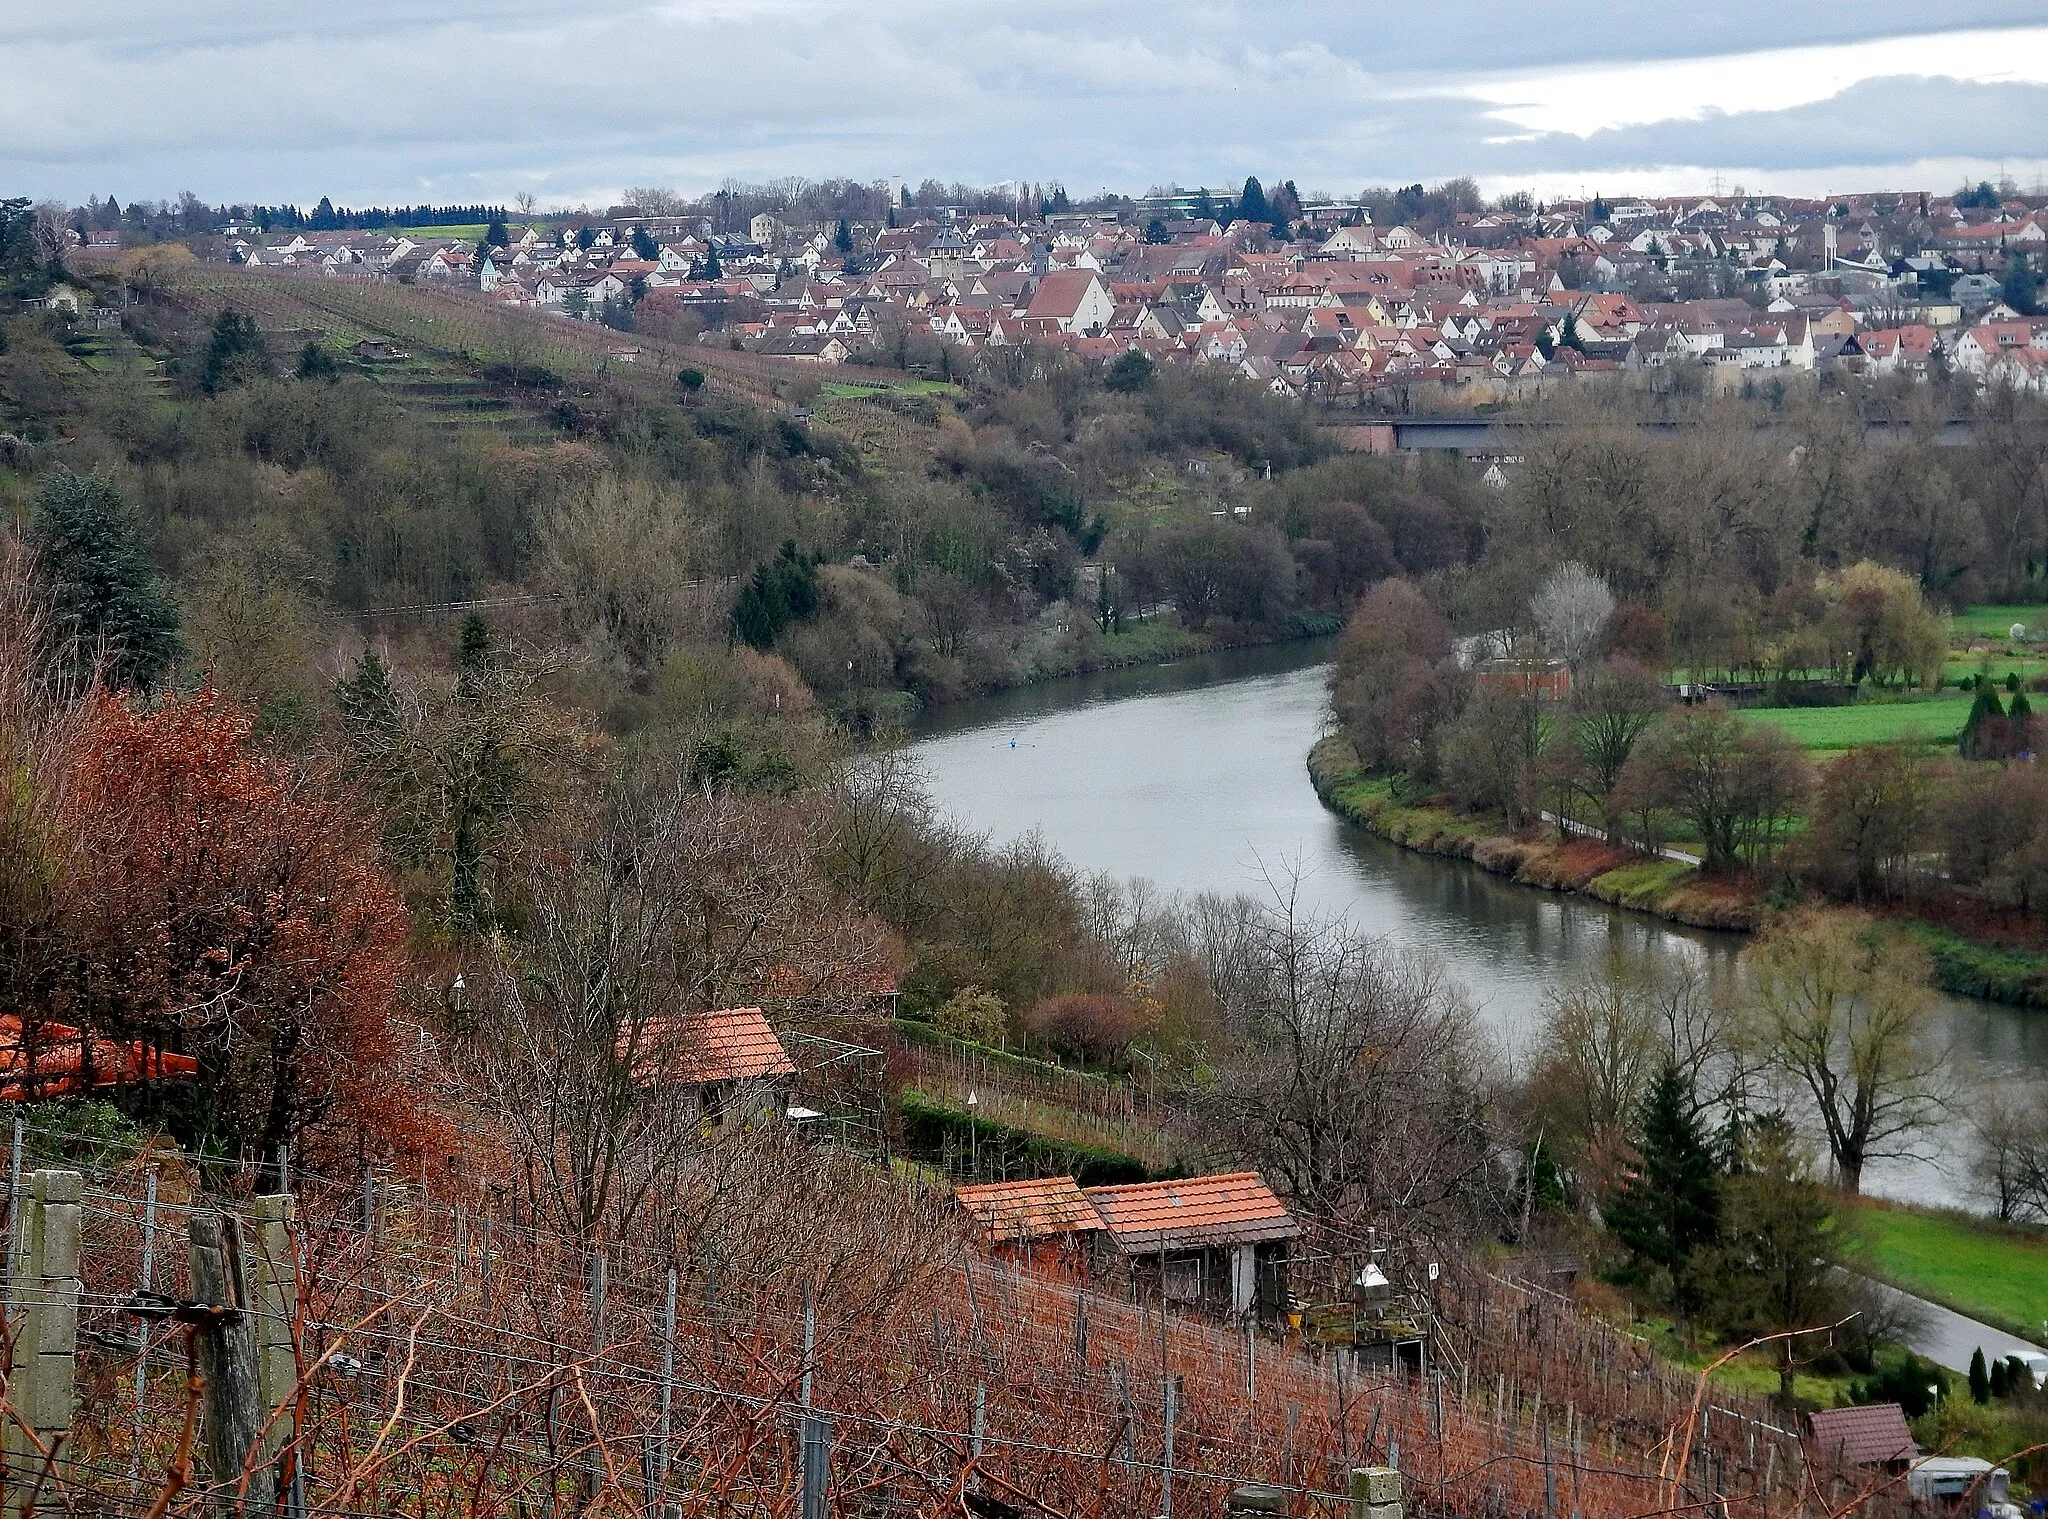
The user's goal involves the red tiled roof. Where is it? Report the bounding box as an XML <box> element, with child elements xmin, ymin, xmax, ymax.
<box><xmin>1083</xmin><ymin>1172</ymin><xmax>1298</xmax><ymax>1253</ymax></box>
<box><xmin>0</xmin><ymin>1016</ymin><xmax>199</xmax><ymax>1100</ymax></box>
<box><xmin>621</xmin><ymin>1008</ymin><xmax>794</xmax><ymax>1085</ymax></box>
<box><xmin>954</xmin><ymin>1176</ymin><xmax>1101</xmax><ymax>1242</ymax></box>
<box><xmin>1807</xmin><ymin>1404</ymin><xmax>1914</xmax><ymax>1467</ymax></box>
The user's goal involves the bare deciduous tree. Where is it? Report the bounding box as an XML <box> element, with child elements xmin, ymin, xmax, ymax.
<box><xmin>1196</xmin><ymin>875</ymin><xmax>1508</xmax><ymax>1240</ymax></box>
<box><xmin>1530</xmin><ymin>561</ymin><xmax>1615</xmax><ymax>671</ymax></box>
<box><xmin>477</xmin><ymin>767</ymin><xmax>884</xmax><ymax>1242</ymax></box>
<box><xmin>1970</xmin><ymin>1084</ymin><xmax>2048</xmax><ymax>1222</ymax></box>
<box><xmin>1744</xmin><ymin>909</ymin><xmax>1952</xmax><ymax>1193</ymax></box>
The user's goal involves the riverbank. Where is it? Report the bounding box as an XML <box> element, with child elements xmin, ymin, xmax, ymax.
<box><xmin>1006</xmin><ymin>611</ymin><xmax>1343</xmax><ymax>693</ymax></box>
<box><xmin>1309</xmin><ymin>734</ymin><xmax>2048</xmax><ymax>1007</ymax></box>
<box><xmin>1307</xmin><ymin>734</ymin><xmax>1764</xmax><ymax>931</ymax></box>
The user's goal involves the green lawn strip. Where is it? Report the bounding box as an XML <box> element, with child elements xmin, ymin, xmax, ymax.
<box><xmin>1953</xmin><ymin>605</ymin><xmax>2048</xmax><ymax>641</ymax></box>
<box><xmin>893</xmin><ymin>1087</ymin><xmax>1165</xmax><ymax>1184</ymax></box>
<box><xmin>1844</xmin><ymin>1203</ymin><xmax>2048</xmax><ymax>1344</ymax></box>
<box><xmin>1942</xmin><ymin>655</ymin><xmax>2048</xmax><ymax>685</ymax></box>
<box><xmin>1635</xmin><ymin>1317</ymin><xmax>1860</xmax><ymax>1407</ymax></box>
<box><xmin>1740</xmin><ymin>695</ymin><xmax>1974</xmax><ymax>750</ymax></box>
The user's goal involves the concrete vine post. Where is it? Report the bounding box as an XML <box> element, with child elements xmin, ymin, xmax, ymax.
<box><xmin>4</xmin><ymin>1169</ymin><xmax>83</xmax><ymax>1519</ymax></box>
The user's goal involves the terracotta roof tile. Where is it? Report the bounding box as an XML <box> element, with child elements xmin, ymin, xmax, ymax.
<box><xmin>1807</xmin><ymin>1404</ymin><xmax>1915</xmax><ymax>1467</ymax></box>
<box><xmin>1083</xmin><ymin>1172</ymin><xmax>1298</xmax><ymax>1253</ymax></box>
<box><xmin>623</xmin><ymin>1008</ymin><xmax>794</xmax><ymax>1085</ymax></box>
<box><xmin>0</xmin><ymin>1015</ymin><xmax>198</xmax><ymax>1100</ymax></box>
<box><xmin>954</xmin><ymin>1176</ymin><xmax>1102</xmax><ymax>1242</ymax></box>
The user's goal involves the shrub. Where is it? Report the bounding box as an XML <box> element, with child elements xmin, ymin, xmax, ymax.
<box><xmin>934</xmin><ymin>986</ymin><xmax>1007</xmax><ymax>1046</ymax></box>
<box><xmin>1023</xmin><ymin>991</ymin><xmax>1150</xmax><ymax>1065</ymax></box>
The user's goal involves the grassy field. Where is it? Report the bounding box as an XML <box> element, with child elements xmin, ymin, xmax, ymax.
<box><xmin>1953</xmin><ymin>604</ymin><xmax>2048</xmax><ymax>641</ymax></box>
<box><xmin>817</xmin><ymin>378</ymin><xmax>961</xmax><ymax>398</ymax></box>
<box><xmin>1943</xmin><ymin>653</ymin><xmax>2048</xmax><ymax>685</ymax></box>
<box><xmin>1846</xmin><ymin>1204</ymin><xmax>2048</xmax><ymax>1342</ymax></box>
<box><xmin>1741</xmin><ymin>695</ymin><xmax>1975</xmax><ymax>750</ymax></box>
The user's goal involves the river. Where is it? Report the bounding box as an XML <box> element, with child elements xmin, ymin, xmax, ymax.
<box><xmin>910</xmin><ymin>638</ymin><xmax>2048</xmax><ymax>1209</ymax></box>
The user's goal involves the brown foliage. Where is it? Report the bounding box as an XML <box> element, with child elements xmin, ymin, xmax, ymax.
<box><xmin>1022</xmin><ymin>991</ymin><xmax>1151</xmax><ymax>1065</ymax></box>
<box><xmin>52</xmin><ymin>686</ymin><xmax>433</xmax><ymax>1165</ymax></box>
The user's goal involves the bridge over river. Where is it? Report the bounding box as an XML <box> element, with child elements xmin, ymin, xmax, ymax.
<box><xmin>1327</xmin><ymin>414</ymin><xmax>1977</xmax><ymax>454</ymax></box>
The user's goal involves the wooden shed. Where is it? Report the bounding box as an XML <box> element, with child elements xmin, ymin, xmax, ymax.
<box><xmin>1083</xmin><ymin>1172</ymin><xmax>1298</xmax><ymax>1319</ymax></box>
<box><xmin>953</xmin><ymin>1176</ymin><xmax>1102</xmax><ymax>1277</ymax></box>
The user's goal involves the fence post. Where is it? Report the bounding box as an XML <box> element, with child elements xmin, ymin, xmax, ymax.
<box><xmin>189</xmin><ymin>1207</ymin><xmax>276</xmax><ymax>1513</ymax></box>
<box><xmin>128</xmin><ymin>1168</ymin><xmax>159</xmax><ymax>1486</ymax></box>
<box><xmin>250</xmin><ymin>1197</ymin><xmax>300</xmax><ymax>1484</ymax></box>
<box><xmin>800</xmin><ymin>1416</ymin><xmax>829</xmax><ymax>1519</ymax></box>
<box><xmin>4</xmin><ymin>1169</ymin><xmax>82</xmax><ymax>1518</ymax></box>
<box><xmin>656</xmin><ymin>1268</ymin><xmax>676</xmax><ymax>1499</ymax></box>
<box><xmin>1161</xmin><ymin>1374</ymin><xmax>1176</xmax><ymax>1519</ymax></box>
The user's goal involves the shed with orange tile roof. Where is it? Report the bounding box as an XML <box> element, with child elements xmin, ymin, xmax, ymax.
<box><xmin>1083</xmin><ymin>1172</ymin><xmax>1297</xmax><ymax>1318</ymax></box>
<box><xmin>619</xmin><ymin>1008</ymin><xmax>795</xmax><ymax>1130</ymax></box>
<box><xmin>955</xmin><ymin>1176</ymin><xmax>1101</xmax><ymax>1245</ymax></box>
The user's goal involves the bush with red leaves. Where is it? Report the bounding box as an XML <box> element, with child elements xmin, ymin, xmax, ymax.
<box><xmin>1021</xmin><ymin>992</ymin><xmax>1151</xmax><ymax>1067</ymax></box>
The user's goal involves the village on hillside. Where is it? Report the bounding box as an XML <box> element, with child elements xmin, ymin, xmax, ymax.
<box><xmin>91</xmin><ymin>180</ymin><xmax>2048</xmax><ymax>398</ymax></box>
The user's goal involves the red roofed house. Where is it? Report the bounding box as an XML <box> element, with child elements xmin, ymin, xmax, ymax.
<box><xmin>1806</xmin><ymin>1403</ymin><xmax>1916</xmax><ymax>1473</ymax></box>
<box><xmin>0</xmin><ymin>1015</ymin><xmax>198</xmax><ymax>1102</ymax></box>
<box><xmin>1024</xmin><ymin>269</ymin><xmax>1115</xmax><ymax>336</ymax></box>
<box><xmin>621</xmin><ymin>1007</ymin><xmax>796</xmax><ymax>1131</ymax></box>
<box><xmin>1084</xmin><ymin>1171</ymin><xmax>1298</xmax><ymax>1319</ymax></box>
<box><xmin>954</xmin><ymin>1175</ymin><xmax>1102</xmax><ymax>1276</ymax></box>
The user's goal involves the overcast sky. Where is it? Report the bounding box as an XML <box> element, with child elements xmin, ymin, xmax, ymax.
<box><xmin>5</xmin><ymin>3</ymin><xmax>2046</xmax><ymax>209</ymax></box>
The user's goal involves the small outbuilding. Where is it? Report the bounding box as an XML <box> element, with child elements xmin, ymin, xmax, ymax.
<box><xmin>621</xmin><ymin>1007</ymin><xmax>796</xmax><ymax>1131</ymax></box>
<box><xmin>1806</xmin><ymin>1403</ymin><xmax>1915</xmax><ymax>1473</ymax></box>
<box><xmin>0</xmin><ymin>1015</ymin><xmax>198</xmax><ymax>1101</ymax></box>
<box><xmin>1084</xmin><ymin>1172</ymin><xmax>1298</xmax><ymax>1319</ymax></box>
<box><xmin>953</xmin><ymin>1176</ymin><xmax>1101</xmax><ymax>1277</ymax></box>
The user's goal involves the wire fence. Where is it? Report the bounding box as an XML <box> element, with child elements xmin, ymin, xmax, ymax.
<box><xmin>0</xmin><ymin>1120</ymin><xmax>1874</xmax><ymax>1519</ymax></box>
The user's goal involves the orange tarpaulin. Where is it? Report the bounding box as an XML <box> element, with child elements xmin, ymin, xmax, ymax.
<box><xmin>0</xmin><ymin>1015</ymin><xmax>199</xmax><ymax>1101</ymax></box>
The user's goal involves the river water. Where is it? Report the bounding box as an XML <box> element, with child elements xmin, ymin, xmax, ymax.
<box><xmin>910</xmin><ymin>638</ymin><xmax>2048</xmax><ymax>1208</ymax></box>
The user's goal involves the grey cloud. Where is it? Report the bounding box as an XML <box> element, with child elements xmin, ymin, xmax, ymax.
<box><xmin>0</xmin><ymin>3</ymin><xmax>2035</xmax><ymax>204</ymax></box>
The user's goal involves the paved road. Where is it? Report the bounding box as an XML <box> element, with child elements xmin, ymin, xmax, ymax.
<box><xmin>1870</xmin><ymin>1281</ymin><xmax>2045</xmax><ymax>1374</ymax></box>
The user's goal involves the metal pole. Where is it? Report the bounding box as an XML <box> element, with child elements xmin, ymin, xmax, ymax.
<box><xmin>972</xmin><ymin>1381</ymin><xmax>986</xmax><ymax>1460</ymax></box>
<box><xmin>658</xmin><ymin>1268</ymin><xmax>677</xmax><ymax>1494</ymax></box>
<box><xmin>127</xmin><ymin>1168</ymin><xmax>159</xmax><ymax>1484</ymax></box>
<box><xmin>3</xmin><ymin>1115</ymin><xmax>21</xmax><ymax>1317</ymax></box>
<box><xmin>1161</xmin><ymin>1375</ymin><xmax>1176</xmax><ymax>1519</ymax></box>
<box><xmin>801</xmin><ymin>1284</ymin><xmax>815</xmax><ymax>1407</ymax></box>
<box><xmin>800</xmin><ymin>1417</ymin><xmax>828</xmax><ymax>1519</ymax></box>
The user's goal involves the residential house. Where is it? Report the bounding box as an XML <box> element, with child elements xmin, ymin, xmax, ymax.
<box><xmin>1024</xmin><ymin>269</ymin><xmax>1115</xmax><ymax>335</ymax></box>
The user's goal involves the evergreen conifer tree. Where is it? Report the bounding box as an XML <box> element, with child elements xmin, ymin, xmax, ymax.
<box><xmin>1708</xmin><ymin>1115</ymin><xmax>1845</xmax><ymax>1404</ymax></box>
<box><xmin>1603</xmin><ymin>1062</ymin><xmax>1722</xmax><ymax>1313</ymax></box>
<box><xmin>30</xmin><ymin>468</ymin><xmax>184</xmax><ymax>691</ymax></box>
<box><xmin>1236</xmin><ymin>177</ymin><xmax>1270</xmax><ymax>226</ymax></box>
<box><xmin>1970</xmin><ymin>1346</ymin><xmax>1990</xmax><ymax>1403</ymax></box>
<box><xmin>1961</xmin><ymin>683</ymin><xmax>2007</xmax><ymax>759</ymax></box>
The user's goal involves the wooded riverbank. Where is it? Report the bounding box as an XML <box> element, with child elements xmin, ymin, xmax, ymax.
<box><xmin>1309</xmin><ymin>732</ymin><xmax>2048</xmax><ymax>1009</ymax></box>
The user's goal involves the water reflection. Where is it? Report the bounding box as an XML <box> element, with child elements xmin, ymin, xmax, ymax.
<box><xmin>910</xmin><ymin>641</ymin><xmax>2047</xmax><ymax>1209</ymax></box>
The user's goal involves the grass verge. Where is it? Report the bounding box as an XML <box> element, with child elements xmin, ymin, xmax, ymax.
<box><xmin>1844</xmin><ymin>1201</ymin><xmax>2048</xmax><ymax>1344</ymax></box>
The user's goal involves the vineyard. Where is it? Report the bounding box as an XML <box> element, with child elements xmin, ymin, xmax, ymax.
<box><xmin>154</xmin><ymin>268</ymin><xmax>814</xmax><ymax>411</ymax></box>
<box><xmin>0</xmin><ymin>1113</ymin><xmax>1878</xmax><ymax>1519</ymax></box>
